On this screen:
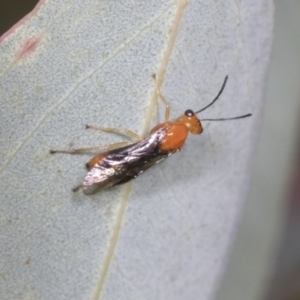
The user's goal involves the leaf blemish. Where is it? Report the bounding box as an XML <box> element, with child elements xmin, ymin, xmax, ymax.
<box><xmin>16</xmin><ymin>36</ymin><xmax>40</xmax><ymax>60</ymax></box>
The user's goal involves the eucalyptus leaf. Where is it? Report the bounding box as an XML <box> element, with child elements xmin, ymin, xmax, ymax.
<box><xmin>0</xmin><ymin>0</ymin><xmax>273</xmax><ymax>299</ymax></box>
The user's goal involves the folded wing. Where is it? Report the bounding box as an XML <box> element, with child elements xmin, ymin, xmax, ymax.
<box><xmin>82</xmin><ymin>128</ymin><xmax>177</xmax><ymax>194</ymax></box>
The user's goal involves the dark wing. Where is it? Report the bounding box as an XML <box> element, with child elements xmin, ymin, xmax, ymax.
<box><xmin>82</xmin><ymin>128</ymin><xmax>176</xmax><ymax>195</ymax></box>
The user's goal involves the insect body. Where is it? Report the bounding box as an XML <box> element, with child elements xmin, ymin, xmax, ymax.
<box><xmin>50</xmin><ymin>75</ymin><xmax>251</xmax><ymax>195</ymax></box>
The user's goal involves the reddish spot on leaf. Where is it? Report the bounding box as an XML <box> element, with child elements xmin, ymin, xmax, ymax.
<box><xmin>16</xmin><ymin>36</ymin><xmax>40</xmax><ymax>60</ymax></box>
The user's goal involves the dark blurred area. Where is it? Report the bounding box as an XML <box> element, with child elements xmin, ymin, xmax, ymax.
<box><xmin>265</xmin><ymin>135</ymin><xmax>300</xmax><ymax>300</ymax></box>
<box><xmin>262</xmin><ymin>2</ymin><xmax>300</xmax><ymax>299</ymax></box>
<box><xmin>0</xmin><ymin>0</ymin><xmax>38</xmax><ymax>36</ymax></box>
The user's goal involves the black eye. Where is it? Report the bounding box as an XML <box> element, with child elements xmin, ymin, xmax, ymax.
<box><xmin>184</xmin><ymin>109</ymin><xmax>194</xmax><ymax>117</ymax></box>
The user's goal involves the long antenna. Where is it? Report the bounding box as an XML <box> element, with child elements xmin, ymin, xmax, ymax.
<box><xmin>202</xmin><ymin>113</ymin><xmax>252</xmax><ymax>121</ymax></box>
<box><xmin>196</xmin><ymin>75</ymin><xmax>228</xmax><ymax>114</ymax></box>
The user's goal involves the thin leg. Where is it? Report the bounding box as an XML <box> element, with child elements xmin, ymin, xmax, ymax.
<box><xmin>85</xmin><ymin>125</ymin><xmax>141</xmax><ymax>141</ymax></box>
<box><xmin>72</xmin><ymin>184</ymin><xmax>82</xmax><ymax>193</ymax></box>
<box><xmin>50</xmin><ymin>142</ymin><xmax>132</xmax><ymax>155</ymax></box>
<box><xmin>152</xmin><ymin>74</ymin><xmax>170</xmax><ymax>121</ymax></box>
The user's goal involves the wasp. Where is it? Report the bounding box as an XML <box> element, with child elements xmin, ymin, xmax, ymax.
<box><xmin>50</xmin><ymin>75</ymin><xmax>251</xmax><ymax>195</ymax></box>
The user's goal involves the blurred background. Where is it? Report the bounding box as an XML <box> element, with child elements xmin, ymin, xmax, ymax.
<box><xmin>218</xmin><ymin>2</ymin><xmax>300</xmax><ymax>300</ymax></box>
<box><xmin>0</xmin><ymin>0</ymin><xmax>37</xmax><ymax>36</ymax></box>
<box><xmin>256</xmin><ymin>2</ymin><xmax>300</xmax><ymax>299</ymax></box>
<box><xmin>1</xmin><ymin>1</ymin><xmax>299</xmax><ymax>300</ymax></box>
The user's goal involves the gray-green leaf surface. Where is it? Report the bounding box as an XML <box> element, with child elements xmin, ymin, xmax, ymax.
<box><xmin>0</xmin><ymin>0</ymin><xmax>273</xmax><ymax>299</ymax></box>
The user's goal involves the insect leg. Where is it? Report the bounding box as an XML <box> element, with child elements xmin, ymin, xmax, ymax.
<box><xmin>85</xmin><ymin>125</ymin><xmax>141</xmax><ymax>141</ymax></box>
<box><xmin>50</xmin><ymin>142</ymin><xmax>132</xmax><ymax>154</ymax></box>
<box><xmin>152</xmin><ymin>73</ymin><xmax>170</xmax><ymax>121</ymax></box>
<box><xmin>72</xmin><ymin>184</ymin><xmax>82</xmax><ymax>192</ymax></box>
